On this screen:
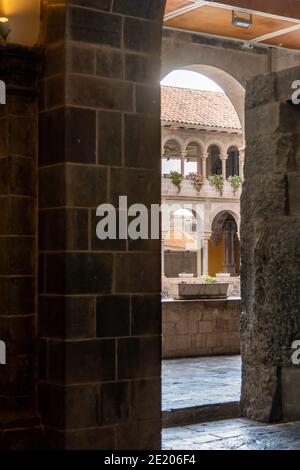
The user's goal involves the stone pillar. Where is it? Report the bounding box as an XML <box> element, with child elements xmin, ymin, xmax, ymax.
<box><xmin>38</xmin><ymin>0</ymin><xmax>163</xmax><ymax>450</ymax></box>
<box><xmin>162</xmin><ymin>241</ymin><xmax>165</xmax><ymax>277</ymax></box>
<box><xmin>239</xmin><ymin>147</ymin><xmax>245</xmax><ymax>179</ymax></box>
<box><xmin>221</xmin><ymin>155</ymin><xmax>228</xmax><ymax>179</ymax></box>
<box><xmin>0</xmin><ymin>46</ymin><xmax>41</xmax><ymax>449</ymax></box>
<box><xmin>202</xmin><ymin>240</ymin><xmax>209</xmax><ymax>276</ymax></box>
<box><xmin>196</xmin><ymin>250</ymin><xmax>202</xmax><ymax>277</ymax></box>
<box><xmin>241</xmin><ymin>67</ymin><xmax>300</xmax><ymax>423</ymax></box>
<box><xmin>201</xmin><ymin>153</ymin><xmax>208</xmax><ymax>179</ymax></box>
<box><xmin>180</xmin><ymin>152</ymin><xmax>186</xmax><ymax>176</ymax></box>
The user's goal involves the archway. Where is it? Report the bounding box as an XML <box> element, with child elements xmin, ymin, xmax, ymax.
<box><xmin>210</xmin><ymin>211</ymin><xmax>240</xmax><ymax>276</ymax></box>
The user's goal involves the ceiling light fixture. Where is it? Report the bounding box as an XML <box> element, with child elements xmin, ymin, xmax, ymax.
<box><xmin>232</xmin><ymin>11</ymin><xmax>253</xmax><ymax>29</ymax></box>
<box><xmin>0</xmin><ymin>17</ymin><xmax>11</xmax><ymax>42</ymax></box>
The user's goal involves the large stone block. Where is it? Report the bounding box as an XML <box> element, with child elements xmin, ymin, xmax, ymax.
<box><xmin>68</xmin><ymin>7</ymin><xmax>122</xmax><ymax>47</ymax></box>
<box><xmin>124</xmin><ymin>17</ymin><xmax>162</xmax><ymax>54</ymax></box>
<box><xmin>115</xmin><ymin>253</ymin><xmax>161</xmax><ymax>293</ymax></box>
<box><xmin>117</xmin><ymin>337</ymin><xmax>161</xmax><ymax>379</ymax></box>
<box><xmin>113</xmin><ymin>0</ymin><xmax>164</xmax><ymax>20</ymax></box>
<box><xmin>39</xmin><ymin>164</ymin><xmax>108</xmax><ymax>208</ymax></box>
<box><xmin>245</xmin><ymin>72</ymin><xmax>276</xmax><ymax>110</ymax></box>
<box><xmin>96</xmin><ymin>296</ymin><xmax>130</xmax><ymax>337</ymax></box>
<box><xmin>48</xmin><ymin>339</ymin><xmax>116</xmax><ymax>384</ymax></box>
<box><xmin>39</xmin><ymin>296</ymin><xmax>96</xmax><ymax>339</ymax></box>
<box><xmin>282</xmin><ymin>367</ymin><xmax>300</xmax><ymax>420</ymax></box>
<box><xmin>67</xmin><ymin>75</ymin><xmax>133</xmax><ymax>111</ymax></box>
<box><xmin>39</xmin><ymin>208</ymin><xmax>89</xmax><ymax>251</ymax></box>
<box><xmin>44</xmin><ymin>252</ymin><xmax>113</xmax><ymax>294</ymax></box>
<box><xmin>241</xmin><ymin>364</ymin><xmax>281</xmax><ymax>422</ymax></box>
<box><xmin>100</xmin><ymin>381</ymin><xmax>130</xmax><ymax>425</ymax></box>
<box><xmin>39</xmin><ymin>383</ymin><xmax>99</xmax><ymax>429</ymax></box>
<box><xmin>124</xmin><ymin>114</ymin><xmax>160</xmax><ymax>169</ymax></box>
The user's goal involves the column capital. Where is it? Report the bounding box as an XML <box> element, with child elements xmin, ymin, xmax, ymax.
<box><xmin>221</xmin><ymin>154</ymin><xmax>228</xmax><ymax>161</ymax></box>
<box><xmin>201</xmin><ymin>152</ymin><xmax>209</xmax><ymax>160</ymax></box>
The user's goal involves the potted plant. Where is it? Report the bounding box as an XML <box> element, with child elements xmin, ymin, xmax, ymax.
<box><xmin>171</xmin><ymin>276</ymin><xmax>229</xmax><ymax>299</ymax></box>
<box><xmin>210</xmin><ymin>174</ymin><xmax>224</xmax><ymax>196</ymax></box>
<box><xmin>189</xmin><ymin>172</ymin><xmax>204</xmax><ymax>193</ymax></box>
<box><xmin>170</xmin><ymin>170</ymin><xmax>183</xmax><ymax>193</ymax></box>
<box><xmin>228</xmin><ymin>175</ymin><xmax>242</xmax><ymax>194</ymax></box>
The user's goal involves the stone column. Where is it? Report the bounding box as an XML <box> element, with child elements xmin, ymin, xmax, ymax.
<box><xmin>221</xmin><ymin>155</ymin><xmax>228</xmax><ymax>180</ymax></box>
<box><xmin>180</xmin><ymin>152</ymin><xmax>186</xmax><ymax>176</ymax></box>
<box><xmin>241</xmin><ymin>67</ymin><xmax>300</xmax><ymax>423</ymax></box>
<box><xmin>38</xmin><ymin>0</ymin><xmax>163</xmax><ymax>450</ymax></box>
<box><xmin>202</xmin><ymin>240</ymin><xmax>209</xmax><ymax>276</ymax></box>
<box><xmin>239</xmin><ymin>147</ymin><xmax>245</xmax><ymax>179</ymax></box>
<box><xmin>201</xmin><ymin>153</ymin><xmax>208</xmax><ymax>179</ymax></box>
<box><xmin>197</xmin><ymin>250</ymin><xmax>202</xmax><ymax>277</ymax></box>
<box><xmin>0</xmin><ymin>46</ymin><xmax>41</xmax><ymax>449</ymax></box>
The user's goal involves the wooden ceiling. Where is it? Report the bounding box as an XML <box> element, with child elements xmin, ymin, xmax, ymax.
<box><xmin>164</xmin><ymin>0</ymin><xmax>300</xmax><ymax>50</ymax></box>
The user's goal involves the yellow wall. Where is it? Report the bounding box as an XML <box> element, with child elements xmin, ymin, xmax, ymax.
<box><xmin>0</xmin><ymin>0</ymin><xmax>41</xmax><ymax>46</ymax></box>
<box><xmin>208</xmin><ymin>235</ymin><xmax>225</xmax><ymax>276</ymax></box>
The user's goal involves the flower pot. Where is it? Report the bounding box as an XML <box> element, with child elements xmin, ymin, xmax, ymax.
<box><xmin>171</xmin><ymin>282</ymin><xmax>229</xmax><ymax>300</ymax></box>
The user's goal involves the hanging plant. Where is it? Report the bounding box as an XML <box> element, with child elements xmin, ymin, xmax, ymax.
<box><xmin>189</xmin><ymin>172</ymin><xmax>204</xmax><ymax>193</ymax></box>
<box><xmin>170</xmin><ymin>171</ymin><xmax>183</xmax><ymax>193</ymax></box>
<box><xmin>211</xmin><ymin>174</ymin><xmax>224</xmax><ymax>196</ymax></box>
<box><xmin>228</xmin><ymin>175</ymin><xmax>242</xmax><ymax>194</ymax></box>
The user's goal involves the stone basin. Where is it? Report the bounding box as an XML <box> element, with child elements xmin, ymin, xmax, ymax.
<box><xmin>171</xmin><ymin>282</ymin><xmax>229</xmax><ymax>300</ymax></box>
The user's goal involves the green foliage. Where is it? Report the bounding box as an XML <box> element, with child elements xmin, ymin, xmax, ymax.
<box><xmin>170</xmin><ymin>171</ymin><xmax>183</xmax><ymax>193</ymax></box>
<box><xmin>228</xmin><ymin>175</ymin><xmax>242</xmax><ymax>194</ymax></box>
<box><xmin>211</xmin><ymin>174</ymin><xmax>225</xmax><ymax>196</ymax></box>
<box><xmin>203</xmin><ymin>276</ymin><xmax>217</xmax><ymax>284</ymax></box>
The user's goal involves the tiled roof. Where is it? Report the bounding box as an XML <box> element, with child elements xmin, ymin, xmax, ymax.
<box><xmin>161</xmin><ymin>86</ymin><xmax>241</xmax><ymax>131</ymax></box>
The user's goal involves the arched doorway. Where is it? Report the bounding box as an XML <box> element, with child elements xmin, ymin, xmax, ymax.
<box><xmin>210</xmin><ymin>211</ymin><xmax>240</xmax><ymax>276</ymax></box>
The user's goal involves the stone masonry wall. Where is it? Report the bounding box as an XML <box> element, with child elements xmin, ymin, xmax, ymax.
<box><xmin>241</xmin><ymin>66</ymin><xmax>300</xmax><ymax>422</ymax></box>
<box><xmin>0</xmin><ymin>46</ymin><xmax>41</xmax><ymax>449</ymax></box>
<box><xmin>37</xmin><ymin>0</ymin><xmax>165</xmax><ymax>450</ymax></box>
<box><xmin>162</xmin><ymin>299</ymin><xmax>240</xmax><ymax>358</ymax></box>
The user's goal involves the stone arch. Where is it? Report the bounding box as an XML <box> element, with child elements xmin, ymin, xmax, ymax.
<box><xmin>162</xmin><ymin>53</ymin><xmax>246</xmax><ymax>128</ymax></box>
<box><xmin>184</xmin><ymin>138</ymin><xmax>204</xmax><ymax>155</ymax></box>
<box><xmin>162</xmin><ymin>136</ymin><xmax>183</xmax><ymax>155</ymax></box>
<box><xmin>205</xmin><ymin>140</ymin><xmax>226</xmax><ymax>155</ymax></box>
<box><xmin>211</xmin><ymin>209</ymin><xmax>240</xmax><ymax>244</ymax></box>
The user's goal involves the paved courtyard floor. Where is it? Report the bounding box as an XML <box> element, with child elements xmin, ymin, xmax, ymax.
<box><xmin>162</xmin><ymin>355</ymin><xmax>241</xmax><ymax>411</ymax></box>
<box><xmin>162</xmin><ymin>418</ymin><xmax>300</xmax><ymax>450</ymax></box>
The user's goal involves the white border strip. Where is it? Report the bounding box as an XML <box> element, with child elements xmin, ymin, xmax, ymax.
<box><xmin>164</xmin><ymin>0</ymin><xmax>300</xmax><ymax>24</ymax></box>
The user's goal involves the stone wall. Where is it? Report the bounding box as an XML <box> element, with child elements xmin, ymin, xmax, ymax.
<box><xmin>241</xmin><ymin>66</ymin><xmax>300</xmax><ymax>422</ymax></box>
<box><xmin>164</xmin><ymin>251</ymin><xmax>197</xmax><ymax>278</ymax></box>
<box><xmin>162</xmin><ymin>299</ymin><xmax>240</xmax><ymax>358</ymax></box>
<box><xmin>0</xmin><ymin>46</ymin><xmax>41</xmax><ymax>449</ymax></box>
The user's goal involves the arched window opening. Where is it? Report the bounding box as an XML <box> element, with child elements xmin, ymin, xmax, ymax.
<box><xmin>227</xmin><ymin>146</ymin><xmax>240</xmax><ymax>178</ymax></box>
<box><xmin>208</xmin><ymin>144</ymin><xmax>222</xmax><ymax>176</ymax></box>
<box><xmin>162</xmin><ymin>139</ymin><xmax>181</xmax><ymax>175</ymax></box>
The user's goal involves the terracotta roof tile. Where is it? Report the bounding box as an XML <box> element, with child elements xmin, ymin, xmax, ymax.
<box><xmin>161</xmin><ymin>86</ymin><xmax>241</xmax><ymax>130</ymax></box>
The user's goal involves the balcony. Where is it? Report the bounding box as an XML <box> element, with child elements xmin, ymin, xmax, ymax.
<box><xmin>162</xmin><ymin>175</ymin><xmax>241</xmax><ymax>200</ymax></box>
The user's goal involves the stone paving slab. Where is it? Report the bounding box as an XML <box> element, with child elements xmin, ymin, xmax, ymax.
<box><xmin>162</xmin><ymin>419</ymin><xmax>300</xmax><ymax>450</ymax></box>
<box><xmin>162</xmin><ymin>355</ymin><xmax>241</xmax><ymax>411</ymax></box>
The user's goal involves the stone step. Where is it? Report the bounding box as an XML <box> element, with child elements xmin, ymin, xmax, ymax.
<box><xmin>163</xmin><ymin>401</ymin><xmax>241</xmax><ymax>428</ymax></box>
